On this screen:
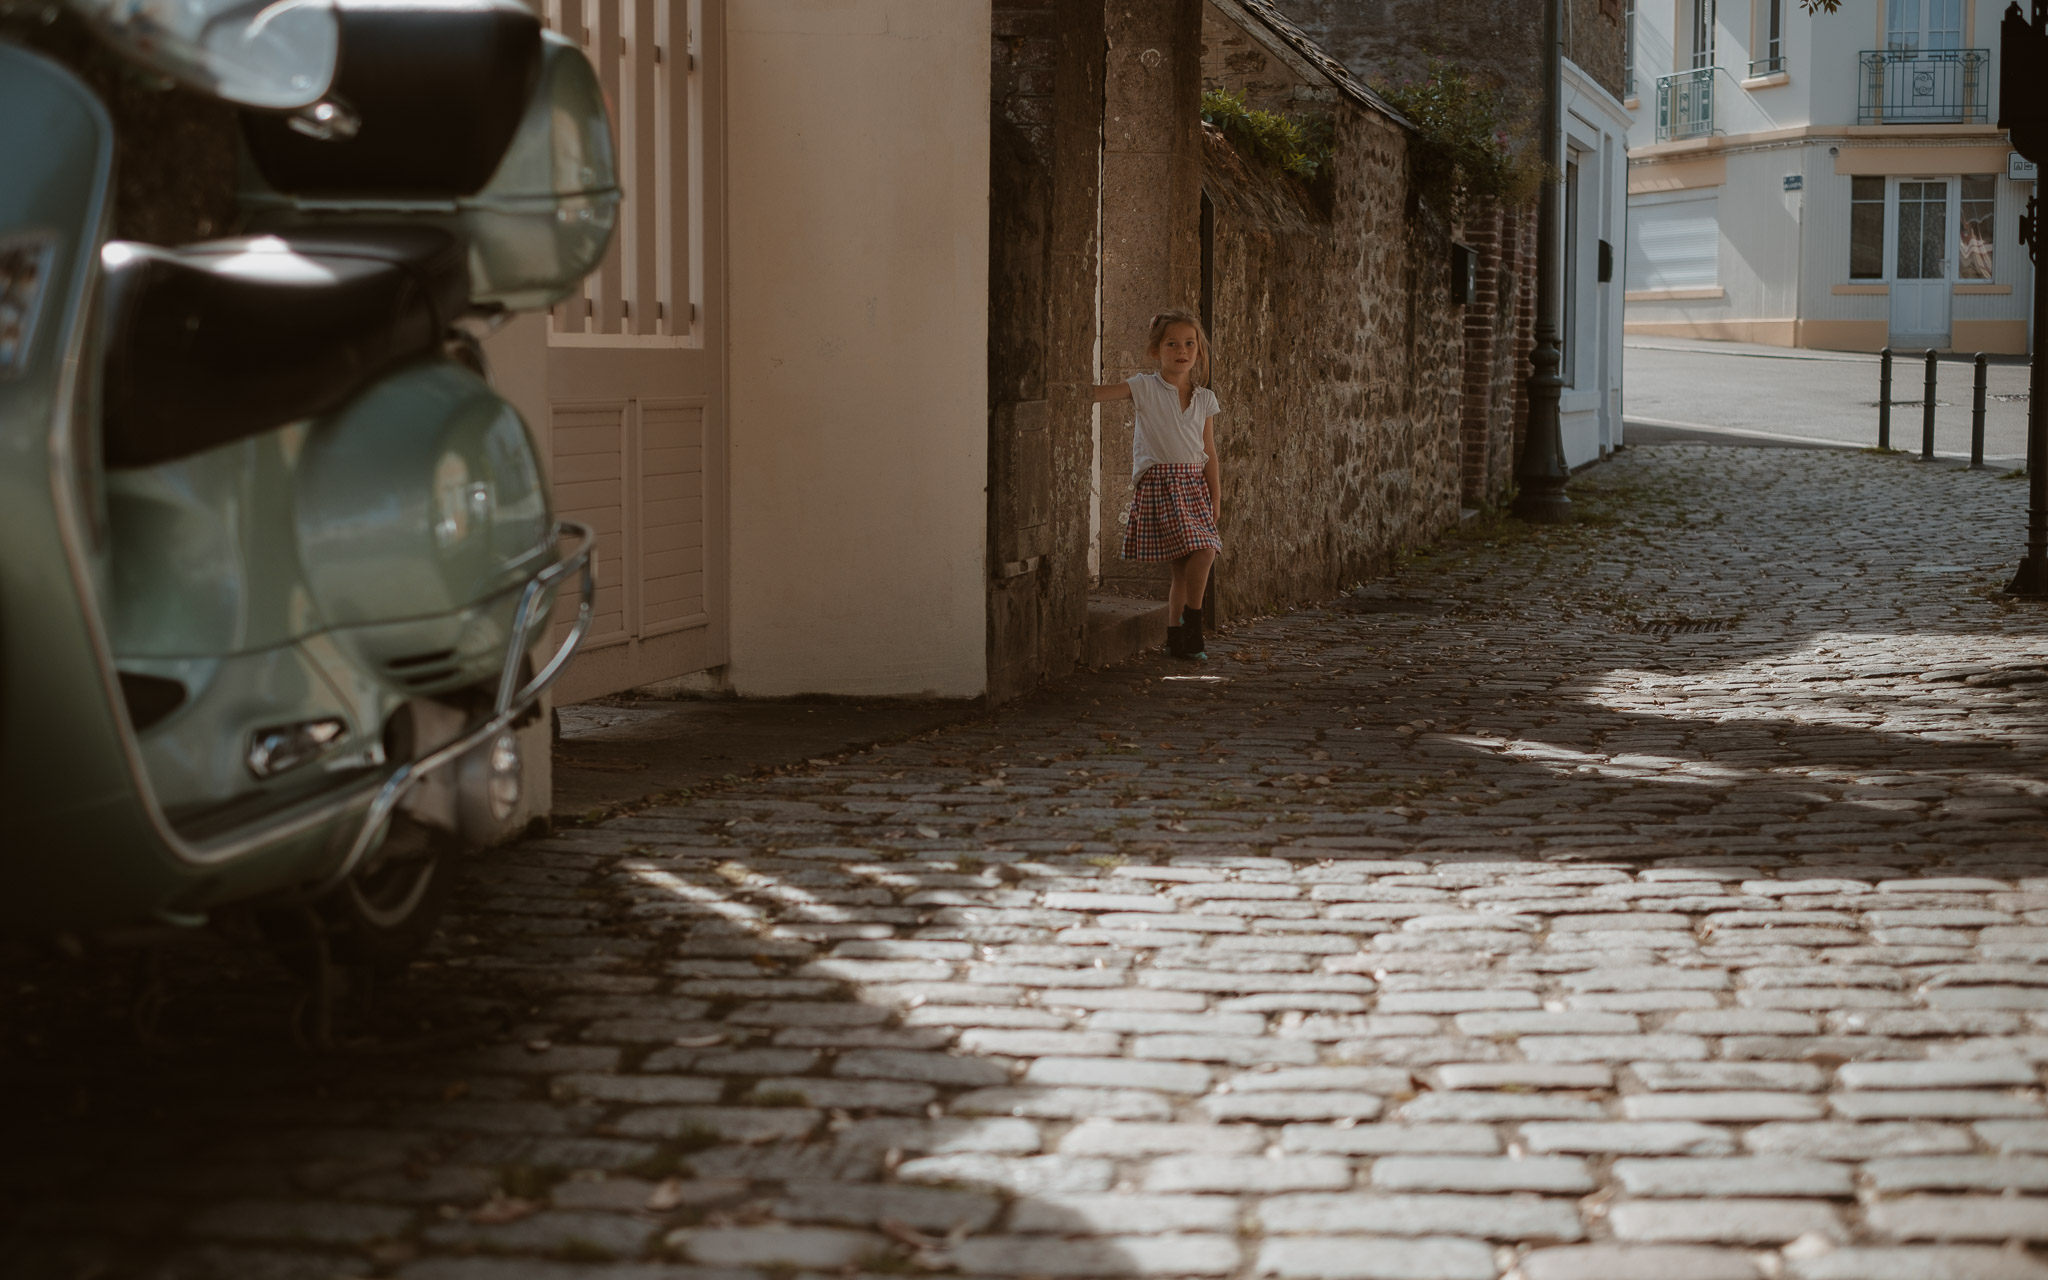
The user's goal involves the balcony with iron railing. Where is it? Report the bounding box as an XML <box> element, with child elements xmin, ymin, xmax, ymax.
<box><xmin>1655</xmin><ymin>66</ymin><xmax>1715</xmax><ymax>142</ymax></box>
<box><xmin>1858</xmin><ymin>48</ymin><xmax>1990</xmax><ymax>124</ymax></box>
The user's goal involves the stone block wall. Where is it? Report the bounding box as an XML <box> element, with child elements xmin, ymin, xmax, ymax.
<box><xmin>988</xmin><ymin>0</ymin><xmax>1511</xmax><ymax>701</ymax></box>
<box><xmin>3</xmin><ymin>12</ymin><xmax>239</xmax><ymax>245</ymax></box>
<box><xmin>1095</xmin><ymin>1</ymin><xmax>1208</xmax><ymax>603</ymax></box>
<box><xmin>1273</xmin><ymin>0</ymin><xmax>1627</xmax><ymax>133</ymax></box>
<box><xmin>1198</xmin><ymin>108</ymin><xmax>1467</xmax><ymax>618</ymax></box>
<box><xmin>1455</xmin><ymin>198</ymin><xmax>1539</xmax><ymax>506</ymax></box>
<box><xmin>986</xmin><ymin>0</ymin><xmax>1107</xmax><ymax>703</ymax></box>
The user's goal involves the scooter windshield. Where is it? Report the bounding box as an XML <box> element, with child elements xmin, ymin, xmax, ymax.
<box><xmin>69</xmin><ymin>0</ymin><xmax>339</xmax><ymax>109</ymax></box>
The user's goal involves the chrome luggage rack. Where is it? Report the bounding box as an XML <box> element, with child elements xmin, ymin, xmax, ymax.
<box><xmin>317</xmin><ymin>519</ymin><xmax>597</xmax><ymax>890</ymax></box>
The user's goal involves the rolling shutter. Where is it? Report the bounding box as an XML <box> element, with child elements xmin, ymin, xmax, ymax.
<box><xmin>1627</xmin><ymin>195</ymin><xmax>1720</xmax><ymax>290</ymax></box>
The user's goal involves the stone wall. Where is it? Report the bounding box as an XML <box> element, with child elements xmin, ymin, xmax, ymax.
<box><xmin>987</xmin><ymin>0</ymin><xmax>1501</xmax><ymax>701</ymax></box>
<box><xmin>1455</xmin><ymin>198</ymin><xmax>1538</xmax><ymax>505</ymax></box>
<box><xmin>3</xmin><ymin>11</ymin><xmax>239</xmax><ymax>245</ymax></box>
<box><xmin>1198</xmin><ymin>57</ymin><xmax>1467</xmax><ymax>617</ymax></box>
<box><xmin>986</xmin><ymin>0</ymin><xmax>1107</xmax><ymax>703</ymax></box>
<box><xmin>1274</xmin><ymin>0</ymin><xmax>1627</xmax><ymax>126</ymax></box>
<box><xmin>1094</xmin><ymin>1</ymin><xmax>1207</xmax><ymax>603</ymax></box>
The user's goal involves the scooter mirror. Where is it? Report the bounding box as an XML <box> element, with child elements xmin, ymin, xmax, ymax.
<box><xmin>67</xmin><ymin>0</ymin><xmax>340</xmax><ymax>110</ymax></box>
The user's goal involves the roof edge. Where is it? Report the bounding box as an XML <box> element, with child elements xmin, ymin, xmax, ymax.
<box><xmin>1206</xmin><ymin>0</ymin><xmax>1416</xmax><ymax>133</ymax></box>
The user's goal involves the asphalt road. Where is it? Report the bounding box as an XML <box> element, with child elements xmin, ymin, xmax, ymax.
<box><xmin>1624</xmin><ymin>337</ymin><xmax>2034</xmax><ymax>467</ymax></box>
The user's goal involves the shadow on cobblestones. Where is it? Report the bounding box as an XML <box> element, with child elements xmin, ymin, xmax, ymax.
<box><xmin>4</xmin><ymin>446</ymin><xmax>2047</xmax><ymax>1280</ymax></box>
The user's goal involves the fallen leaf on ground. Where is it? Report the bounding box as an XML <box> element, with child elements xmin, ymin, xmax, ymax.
<box><xmin>471</xmin><ymin>1195</ymin><xmax>541</xmax><ymax>1224</ymax></box>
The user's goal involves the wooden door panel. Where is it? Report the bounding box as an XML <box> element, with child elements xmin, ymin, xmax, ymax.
<box><xmin>639</xmin><ymin>400</ymin><xmax>706</xmax><ymax>636</ymax></box>
<box><xmin>549</xmin><ymin>403</ymin><xmax>630</xmax><ymax>649</ymax></box>
<box><xmin>542</xmin><ymin>0</ymin><xmax>723</xmax><ymax>704</ymax></box>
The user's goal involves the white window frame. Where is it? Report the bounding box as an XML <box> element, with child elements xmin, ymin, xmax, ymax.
<box><xmin>1752</xmin><ymin>0</ymin><xmax>1784</xmax><ymax>75</ymax></box>
<box><xmin>1849</xmin><ymin>175</ymin><xmax>1887</xmax><ymax>279</ymax></box>
<box><xmin>1884</xmin><ymin>175</ymin><xmax>1959</xmax><ymax>284</ymax></box>
<box><xmin>1886</xmin><ymin>0</ymin><xmax>1963</xmax><ymax>51</ymax></box>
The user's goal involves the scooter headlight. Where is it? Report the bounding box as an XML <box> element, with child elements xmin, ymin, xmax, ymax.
<box><xmin>482</xmin><ymin>730</ymin><xmax>521</xmax><ymax>822</ymax></box>
<box><xmin>0</xmin><ymin>235</ymin><xmax>55</xmax><ymax>381</ymax></box>
<box><xmin>454</xmin><ymin>728</ymin><xmax>523</xmax><ymax>839</ymax></box>
<box><xmin>247</xmin><ymin>718</ymin><xmax>347</xmax><ymax>779</ymax></box>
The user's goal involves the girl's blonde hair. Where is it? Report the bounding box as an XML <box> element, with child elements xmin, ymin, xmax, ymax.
<box><xmin>1146</xmin><ymin>309</ymin><xmax>1212</xmax><ymax>387</ymax></box>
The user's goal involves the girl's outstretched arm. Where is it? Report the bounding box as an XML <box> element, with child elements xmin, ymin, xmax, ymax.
<box><xmin>1092</xmin><ymin>382</ymin><xmax>1133</xmax><ymax>404</ymax></box>
<box><xmin>1203</xmin><ymin>414</ymin><xmax>1221</xmax><ymax>521</ymax></box>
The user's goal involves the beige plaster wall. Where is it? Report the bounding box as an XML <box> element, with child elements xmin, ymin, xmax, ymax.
<box><xmin>723</xmin><ymin>1</ymin><xmax>991</xmax><ymax>697</ymax></box>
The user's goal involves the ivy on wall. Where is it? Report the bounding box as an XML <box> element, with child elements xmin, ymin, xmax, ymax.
<box><xmin>1200</xmin><ymin>89</ymin><xmax>1334</xmax><ymax>184</ymax></box>
<box><xmin>1372</xmin><ymin>58</ymin><xmax>1546</xmax><ymax>217</ymax></box>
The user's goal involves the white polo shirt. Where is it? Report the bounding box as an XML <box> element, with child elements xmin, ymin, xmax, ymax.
<box><xmin>1127</xmin><ymin>372</ymin><xmax>1218</xmax><ymax>479</ymax></box>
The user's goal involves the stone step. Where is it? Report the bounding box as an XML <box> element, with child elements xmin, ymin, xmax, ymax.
<box><xmin>1084</xmin><ymin>593</ymin><xmax>1169</xmax><ymax>668</ymax></box>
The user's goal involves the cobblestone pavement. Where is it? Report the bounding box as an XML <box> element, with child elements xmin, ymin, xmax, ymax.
<box><xmin>6</xmin><ymin>445</ymin><xmax>2048</xmax><ymax>1280</ymax></box>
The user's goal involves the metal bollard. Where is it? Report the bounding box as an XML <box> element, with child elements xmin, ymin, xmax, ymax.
<box><xmin>1878</xmin><ymin>347</ymin><xmax>1893</xmax><ymax>449</ymax></box>
<box><xmin>1972</xmin><ymin>352</ymin><xmax>1988</xmax><ymax>469</ymax></box>
<box><xmin>1922</xmin><ymin>349</ymin><xmax>1939</xmax><ymax>461</ymax></box>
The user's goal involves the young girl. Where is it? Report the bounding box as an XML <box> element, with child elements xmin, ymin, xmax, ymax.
<box><xmin>1094</xmin><ymin>310</ymin><xmax>1221</xmax><ymax>660</ymax></box>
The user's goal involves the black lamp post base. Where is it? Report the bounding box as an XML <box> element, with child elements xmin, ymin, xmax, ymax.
<box><xmin>1513</xmin><ymin>481</ymin><xmax>1572</xmax><ymax>524</ymax></box>
<box><xmin>2004</xmin><ymin>555</ymin><xmax>2048</xmax><ymax>598</ymax></box>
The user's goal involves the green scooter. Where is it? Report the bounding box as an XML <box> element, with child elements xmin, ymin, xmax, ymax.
<box><xmin>0</xmin><ymin>0</ymin><xmax>616</xmax><ymax>977</ymax></box>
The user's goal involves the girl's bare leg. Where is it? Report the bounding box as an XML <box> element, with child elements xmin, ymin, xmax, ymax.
<box><xmin>1166</xmin><ymin>556</ymin><xmax>1189</xmax><ymax>625</ymax></box>
<box><xmin>1182</xmin><ymin>548</ymin><xmax>1217</xmax><ymax>609</ymax></box>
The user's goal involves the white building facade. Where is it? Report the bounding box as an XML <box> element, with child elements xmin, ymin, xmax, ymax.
<box><xmin>1563</xmin><ymin>59</ymin><xmax>1636</xmax><ymax>466</ymax></box>
<box><xmin>1623</xmin><ymin>0</ymin><xmax>2037</xmax><ymax>354</ymax></box>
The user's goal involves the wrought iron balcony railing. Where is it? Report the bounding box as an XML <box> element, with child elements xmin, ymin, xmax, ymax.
<box><xmin>1656</xmin><ymin>67</ymin><xmax>1715</xmax><ymax>142</ymax></box>
<box><xmin>1858</xmin><ymin>48</ymin><xmax>1990</xmax><ymax>124</ymax></box>
<box><xmin>1748</xmin><ymin>53</ymin><xmax>1786</xmax><ymax>78</ymax></box>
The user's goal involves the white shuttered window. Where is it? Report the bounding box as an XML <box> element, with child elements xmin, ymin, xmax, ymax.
<box><xmin>1627</xmin><ymin>195</ymin><xmax>1720</xmax><ymax>290</ymax></box>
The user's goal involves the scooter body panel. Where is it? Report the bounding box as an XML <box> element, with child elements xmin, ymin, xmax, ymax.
<box><xmin>0</xmin><ymin>47</ymin><xmax>349</xmax><ymax>934</ymax></box>
<box><xmin>117</xmin><ymin>645</ymin><xmax>364</xmax><ymax>821</ymax></box>
<box><xmin>106</xmin><ymin>360</ymin><xmax>557</xmax><ymax>833</ymax></box>
<box><xmin>104</xmin><ymin>429</ymin><xmax>317</xmax><ymax>657</ymax></box>
<box><xmin>295</xmin><ymin>361</ymin><xmax>553</xmax><ymax>645</ymax></box>
<box><xmin>0</xmin><ymin>45</ymin><xmax>194</xmax><ymax>930</ymax></box>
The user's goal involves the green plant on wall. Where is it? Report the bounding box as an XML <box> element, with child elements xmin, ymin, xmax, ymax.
<box><xmin>1200</xmin><ymin>89</ymin><xmax>1334</xmax><ymax>184</ymax></box>
<box><xmin>1373</xmin><ymin>58</ymin><xmax>1545</xmax><ymax>216</ymax></box>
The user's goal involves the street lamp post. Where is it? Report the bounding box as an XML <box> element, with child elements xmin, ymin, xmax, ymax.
<box><xmin>2015</xmin><ymin>192</ymin><xmax>2048</xmax><ymax>596</ymax></box>
<box><xmin>1514</xmin><ymin>0</ymin><xmax>1572</xmax><ymax>523</ymax></box>
<box><xmin>2001</xmin><ymin>0</ymin><xmax>2046</xmax><ymax>596</ymax></box>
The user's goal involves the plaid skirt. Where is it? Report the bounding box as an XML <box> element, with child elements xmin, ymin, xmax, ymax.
<box><xmin>1120</xmin><ymin>462</ymin><xmax>1222</xmax><ymax>562</ymax></box>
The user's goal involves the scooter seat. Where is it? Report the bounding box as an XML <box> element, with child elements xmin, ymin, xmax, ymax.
<box><xmin>100</xmin><ymin>227</ymin><xmax>470</xmax><ymax>470</ymax></box>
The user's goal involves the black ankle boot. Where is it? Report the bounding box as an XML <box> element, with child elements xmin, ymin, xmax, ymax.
<box><xmin>1165</xmin><ymin>612</ymin><xmax>1187</xmax><ymax>658</ymax></box>
<box><xmin>1181</xmin><ymin>605</ymin><xmax>1206</xmax><ymax>659</ymax></box>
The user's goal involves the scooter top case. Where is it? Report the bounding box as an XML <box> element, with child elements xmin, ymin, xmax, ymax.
<box><xmin>239</xmin><ymin>0</ymin><xmax>621</xmax><ymax>311</ymax></box>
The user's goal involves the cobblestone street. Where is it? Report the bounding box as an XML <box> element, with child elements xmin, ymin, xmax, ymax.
<box><xmin>7</xmin><ymin>443</ymin><xmax>2048</xmax><ymax>1280</ymax></box>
